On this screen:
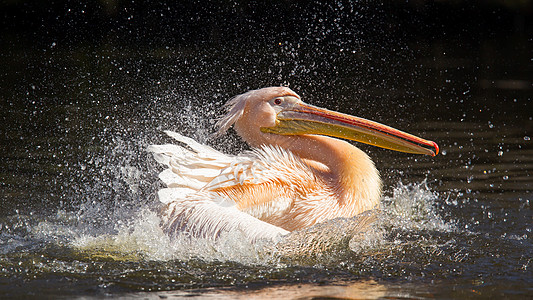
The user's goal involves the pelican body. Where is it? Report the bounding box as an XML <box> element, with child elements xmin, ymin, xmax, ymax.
<box><xmin>149</xmin><ymin>87</ymin><xmax>438</xmax><ymax>242</ymax></box>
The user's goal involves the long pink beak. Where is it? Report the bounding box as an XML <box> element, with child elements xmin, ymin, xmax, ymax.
<box><xmin>262</xmin><ymin>101</ymin><xmax>439</xmax><ymax>156</ymax></box>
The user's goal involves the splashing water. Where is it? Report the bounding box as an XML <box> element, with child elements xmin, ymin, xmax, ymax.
<box><xmin>382</xmin><ymin>180</ymin><xmax>453</xmax><ymax>233</ymax></box>
<box><xmin>1</xmin><ymin>84</ymin><xmax>454</xmax><ymax>269</ymax></box>
<box><xmin>22</xmin><ymin>176</ymin><xmax>451</xmax><ymax>266</ymax></box>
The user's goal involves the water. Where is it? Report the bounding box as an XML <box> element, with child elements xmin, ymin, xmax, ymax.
<box><xmin>1</xmin><ymin>2</ymin><xmax>532</xmax><ymax>298</ymax></box>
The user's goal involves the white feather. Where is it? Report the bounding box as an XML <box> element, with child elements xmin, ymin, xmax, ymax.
<box><xmin>157</xmin><ymin>187</ymin><xmax>195</xmax><ymax>205</ymax></box>
<box><xmin>162</xmin><ymin>194</ymin><xmax>289</xmax><ymax>242</ymax></box>
<box><xmin>149</xmin><ymin>131</ymin><xmax>291</xmax><ymax>242</ymax></box>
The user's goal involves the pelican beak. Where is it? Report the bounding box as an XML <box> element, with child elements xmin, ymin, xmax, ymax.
<box><xmin>261</xmin><ymin>101</ymin><xmax>439</xmax><ymax>156</ymax></box>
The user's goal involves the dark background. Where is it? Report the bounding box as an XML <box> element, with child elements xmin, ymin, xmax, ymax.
<box><xmin>1</xmin><ymin>0</ymin><xmax>531</xmax><ymax>115</ymax></box>
<box><xmin>1</xmin><ymin>0</ymin><xmax>531</xmax><ymax>47</ymax></box>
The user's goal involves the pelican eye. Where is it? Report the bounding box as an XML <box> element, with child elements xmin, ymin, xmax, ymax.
<box><xmin>274</xmin><ymin>98</ymin><xmax>282</xmax><ymax>105</ymax></box>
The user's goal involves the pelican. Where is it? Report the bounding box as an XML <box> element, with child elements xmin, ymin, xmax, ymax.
<box><xmin>149</xmin><ymin>87</ymin><xmax>438</xmax><ymax>242</ymax></box>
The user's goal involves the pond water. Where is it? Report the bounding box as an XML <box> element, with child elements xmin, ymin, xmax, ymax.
<box><xmin>1</xmin><ymin>3</ymin><xmax>532</xmax><ymax>298</ymax></box>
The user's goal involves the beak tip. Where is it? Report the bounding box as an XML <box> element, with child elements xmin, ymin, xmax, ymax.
<box><xmin>431</xmin><ymin>141</ymin><xmax>439</xmax><ymax>156</ymax></box>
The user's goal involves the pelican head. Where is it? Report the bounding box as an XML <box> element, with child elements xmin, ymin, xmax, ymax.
<box><xmin>215</xmin><ymin>87</ymin><xmax>439</xmax><ymax>156</ymax></box>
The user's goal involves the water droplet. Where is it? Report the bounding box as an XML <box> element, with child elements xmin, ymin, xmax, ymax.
<box><xmin>524</xmin><ymin>136</ymin><xmax>531</xmax><ymax>141</ymax></box>
<box><xmin>503</xmin><ymin>175</ymin><xmax>509</xmax><ymax>180</ymax></box>
<box><xmin>498</xmin><ymin>151</ymin><xmax>503</xmax><ymax>156</ymax></box>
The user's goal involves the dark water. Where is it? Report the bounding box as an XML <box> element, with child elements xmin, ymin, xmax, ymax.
<box><xmin>1</xmin><ymin>2</ymin><xmax>532</xmax><ymax>298</ymax></box>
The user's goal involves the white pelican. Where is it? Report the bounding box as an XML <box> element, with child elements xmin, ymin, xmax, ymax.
<box><xmin>149</xmin><ymin>87</ymin><xmax>438</xmax><ymax>242</ymax></box>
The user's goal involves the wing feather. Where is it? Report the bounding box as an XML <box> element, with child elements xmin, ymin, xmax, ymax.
<box><xmin>149</xmin><ymin>131</ymin><xmax>321</xmax><ymax>240</ymax></box>
<box><xmin>162</xmin><ymin>195</ymin><xmax>289</xmax><ymax>242</ymax></box>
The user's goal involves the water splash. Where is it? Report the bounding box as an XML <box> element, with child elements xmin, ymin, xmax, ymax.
<box><xmin>1</xmin><ymin>87</ymin><xmax>452</xmax><ymax>265</ymax></box>
<box><xmin>381</xmin><ymin>180</ymin><xmax>453</xmax><ymax>233</ymax></box>
<box><xmin>70</xmin><ymin>208</ymin><xmax>270</xmax><ymax>265</ymax></box>
<box><xmin>17</xmin><ymin>179</ymin><xmax>452</xmax><ymax>266</ymax></box>
<box><xmin>71</xmin><ymin>209</ymin><xmax>174</xmax><ymax>261</ymax></box>
<box><xmin>3</xmin><ymin>78</ymin><xmax>455</xmax><ymax>265</ymax></box>
<box><xmin>1</xmin><ymin>109</ymin><xmax>451</xmax><ymax>265</ymax></box>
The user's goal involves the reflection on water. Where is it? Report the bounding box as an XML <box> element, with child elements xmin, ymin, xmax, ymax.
<box><xmin>152</xmin><ymin>280</ymin><xmax>390</xmax><ymax>299</ymax></box>
<box><xmin>1</xmin><ymin>11</ymin><xmax>532</xmax><ymax>298</ymax></box>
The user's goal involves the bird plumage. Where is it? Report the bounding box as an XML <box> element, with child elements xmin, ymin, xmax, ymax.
<box><xmin>149</xmin><ymin>87</ymin><xmax>438</xmax><ymax>243</ymax></box>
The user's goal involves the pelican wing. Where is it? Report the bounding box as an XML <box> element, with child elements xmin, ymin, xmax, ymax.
<box><xmin>148</xmin><ymin>131</ymin><xmax>235</xmax><ymax>203</ymax></box>
<box><xmin>149</xmin><ymin>131</ymin><xmax>326</xmax><ymax>238</ymax></box>
<box><xmin>150</xmin><ymin>131</ymin><xmax>318</xmax><ymax>210</ymax></box>
<box><xmin>162</xmin><ymin>194</ymin><xmax>289</xmax><ymax>242</ymax></box>
<box><xmin>205</xmin><ymin>145</ymin><xmax>322</xmax><ymax>223</ymax></box>
<box><xmin>149</xmin><ymin>131</ymin><xmax>311</xmax><ymax>240</ymax></box>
